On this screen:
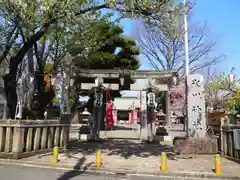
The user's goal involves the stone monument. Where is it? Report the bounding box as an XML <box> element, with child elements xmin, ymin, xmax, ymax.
<box><xmin>187</xmin><ymin>74</ymin><xmax>206</xmax><ymax>137</ymax></box>
<box><xmin>173</xmin><ymin>74</ymin><xmax>218</xmax><ymax>154</ymax></box>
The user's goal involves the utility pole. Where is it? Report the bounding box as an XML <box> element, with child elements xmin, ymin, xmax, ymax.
<box><xmin>184</xmin><ymin>0</ymin><xmax>190</xmax><ymax>134</ymax></box>
<box><xmin>184</xmin><ymin>0</ymin><xmax>189</xmax><ymax>77</ymax></box>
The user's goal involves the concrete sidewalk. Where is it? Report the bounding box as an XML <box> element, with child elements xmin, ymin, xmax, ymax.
<box><xmin>0</xmin><ymin>122</ymin><xmax>239</xmax><ymax>179</ymax></box>
<box><xmin>1</xmin><ymin>147</ymin><xmax>239</xmax><ymax>179</ymax></box>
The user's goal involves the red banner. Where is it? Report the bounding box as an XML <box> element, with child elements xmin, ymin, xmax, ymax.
<box><xmin>106</xmin><ymin>103</ymin><xmax>114</xmax><ymax>128</ymax></box>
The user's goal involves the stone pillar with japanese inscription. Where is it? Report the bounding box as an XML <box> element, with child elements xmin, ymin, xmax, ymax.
<box><xmin>187</xmin><ymin>74</ymin><xmax>206</xmax><ymax>138</ymax></box>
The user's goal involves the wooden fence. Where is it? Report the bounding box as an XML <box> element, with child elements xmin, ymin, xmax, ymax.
<box><xmin>222</xmin><ymin>125</ymin><xmax>240</xmax><ymax>160</ymax></box>
<box><xmin>207</xmin><ymin>111</ymin><xmax>240</xmax><ymax>160</ymax></box>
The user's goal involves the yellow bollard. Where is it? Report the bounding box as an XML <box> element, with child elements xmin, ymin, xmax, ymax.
<box><xmin>52</xmin><ymin>146</ymin><xmax>59</xmax><ymax>164</ymax></box>
<box><xmin>96</xmin><ymin>151</ymin><xmax>102</xmax><ymax>167</ymax></box>
<box><xmin>160</xmin><ymin>152</ymin><xmax>167</xmax><ymax>172</ymax></box>
<box><xmin>215</xmin><ymin>154</ymin><xmax>222</xmax><ymax>174</ymax></box>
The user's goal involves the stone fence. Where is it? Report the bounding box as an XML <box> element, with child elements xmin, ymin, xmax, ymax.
<box><xmin>222</xmin><ymin>124</ymin><xmax>240</xmax><ymax>160</ymax></box>
<box><xmin>0</xmin><ymin>119</ymin><xmax>70</xmax><ymax>159</ymax></box>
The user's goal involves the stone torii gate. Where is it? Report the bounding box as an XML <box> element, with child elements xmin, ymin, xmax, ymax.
<box><xmin>77</xmin><ymin>69</ymin><xmax>178</xmax><ymax>141</ymax></box>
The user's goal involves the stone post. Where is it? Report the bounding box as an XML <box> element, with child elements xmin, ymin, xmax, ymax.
<box><xmin>92</xmin><ymin>90</ymin><xmax>103</xmax><ymax>140</ymax></box>
<box><xmin>54</xmin><ymin>127</ymin><xmax>60</xmax><ymax>146</ymax></box>
<box><xmin>147</xmin><ymin>105</ymin><xmax>155</xmax><ymax>142</ymax></box>
<box><xmin>165</xmin><ymin>90</ymin><xmax>171</xmax><ymax>126</ymax></box>
<box><xmin>139</xmin><ymin>91</ymin><xmax>147</xmax><ymax>141</ymax></box>
<box><xmin>33</xmin><ymin>128</ymin><xmax>41</xmax><ymax>150</ymax></box>
<box><xmin>187</xmin><ymin>74</ymin><xmax>206</xmax><ymax>138</ymax></box>
<box><xmin>26</xmin><ymin>128</ymin><xmax>33</xmax><ymax>151</ymax></box>
<box><xmin>41</xmin><ymin>127</ymin><xmax>48</xmax><ymax>149</ymax></box>
<box><xmin>12</xmin><ymin>127</ymin><xmax>24</xmax><ymax>155</ymax></box>
<box><xmin>146</xmin><ymin>91</ymin><xmax>156</xmax><ymax>142</ymax></box>
<box><xmin>92</xmin><ymin>106</ymin><xmax>102</xmax><ymax>140</ymax></box>
<box><xmin>5</xmin><ymin>127</ymin><xmax>13</xmax><ymax>152</ymax></box>
<box><xmin>0</xmin><ymin>127</ymin><xmax>5</xmax><ymax>151</ymax></box>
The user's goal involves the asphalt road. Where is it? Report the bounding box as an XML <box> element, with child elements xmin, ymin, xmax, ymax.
<box><xmin>0</xmin><ymin>164</ymin><xmax>223</xmax><ymax>180</ymax></box>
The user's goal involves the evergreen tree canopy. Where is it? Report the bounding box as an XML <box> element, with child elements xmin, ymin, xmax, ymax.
<box><xmin>70</xmin><ymin>20</ymin><xmax>140</xmax><ymax>70</ymax></box>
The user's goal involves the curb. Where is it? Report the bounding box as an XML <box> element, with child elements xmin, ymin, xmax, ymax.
<box><xmin>0</xmin><ymin>160</ymin><xmax>239</xmax><ymax>180</ymax></box>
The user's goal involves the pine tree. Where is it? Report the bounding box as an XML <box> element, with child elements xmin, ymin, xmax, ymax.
<box><xmin>70</xmin><ymin>20</ymin><xmax>140</xmax><ymax>70</ymax></box>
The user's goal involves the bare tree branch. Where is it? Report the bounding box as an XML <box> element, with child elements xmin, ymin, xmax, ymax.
<box><xmin>133</xmin><ymin>18</ymin><xmax>224</xmax><ymax>77</ymax></box>
<box><xmin>0</xmin><ymin>25</ymin><xmax>18</xmax><ymax>64</ymax></box>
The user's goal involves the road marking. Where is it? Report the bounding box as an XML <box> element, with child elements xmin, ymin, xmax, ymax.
<box><xmin>0</xmin><ymin>161</ymin><xmax>235</xmax><ymax>180</ymax></box>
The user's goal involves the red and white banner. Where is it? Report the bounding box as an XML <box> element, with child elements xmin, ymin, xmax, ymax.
<box><xmin>106</xmin><ymin>103</ymin><xmax>114</xmax><ymax>128</ymax></box>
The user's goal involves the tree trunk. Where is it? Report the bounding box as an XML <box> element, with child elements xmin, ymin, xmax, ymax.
<box><xmin>3</xmin><ymin>25</ymin><xmax>49</xmax><ymax>119</ymax></box>
<box><xmin>3</xmin><ymin>73</ymin><xmax>17</xmax><ymax>119</ymax></box>
<box><xmin>2</xmin><ymin>5</ymin><xmax>111</xmax><ymax>118</ymax></box>
<box><xmin>31</xmin><ymin>71</ymin><xmax>55</xmax><ymax>120</ymax></box>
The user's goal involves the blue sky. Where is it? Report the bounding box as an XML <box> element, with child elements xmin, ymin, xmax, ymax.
<box><xmin>119</xmin><ymin>0</ymin><xmax>240</xmax><ymax>75</ymax></box>
<box><xmin>193</xmin><ymin>0</ymin><xmax>240</xmax><ymax>74</ymax></box>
